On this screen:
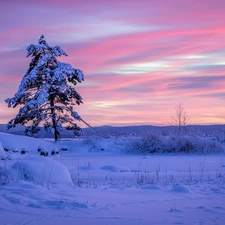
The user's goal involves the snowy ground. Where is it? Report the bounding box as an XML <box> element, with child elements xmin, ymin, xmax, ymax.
<box><xmin>1</xmin><ymin>132</ymin><xmax>225</xmax><ymax>225</ymax></box>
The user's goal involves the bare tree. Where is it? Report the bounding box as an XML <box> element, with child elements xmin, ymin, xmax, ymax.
<box><xmin>170</xmin><ymin>103</ymin><xmax>189</xmax><ymax>132</ymax></box>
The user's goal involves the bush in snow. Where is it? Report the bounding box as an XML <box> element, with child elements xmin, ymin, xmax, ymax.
<box><xmin>5</xmin><ymin>35</ymin><xmax>84</xmax><ymax>141</ymax></box>
<box><xmin>60</xmin><ymin>146</ymin><xmax>68</xmax><ymax>151</ymax></box>
<box><xmin>37</xmin><ymin>146</ymin><xmax>49</xmax><ymax>156</ymax></box>
<box><xmin>20</xmin><ymin>147</ymin><xmax>29</xmax><ymax>155</ymax></box>
<box><xmin>0</xmin><ymin>142</ymin><xmax>8</xmax><ymax>160</ymax></box>
<box><xmin>51</xmin><ymin>147</ymin><xmax>59</xmax><ymax>155</ymax></box>
<box><xmin>0</xmin><ymin>143</ymin><xmax>10</xmax><ymax>184</ymax></box>
<box><xmin>0</xmin><ymin>166</ymin><xmax>9</xmax><ymax>185</ymax></box>
<box><xmin>123</xmin><ymin>132</ymin><xmax>224</xmax><ymax>154</ymax></box>
<box><xmin>37</xmin><ymin>146</ymin><xmax>59</xmax><ymax>156</ymax></box>
<box><xmin>124</xmin><ymin>134</ymin><xmax>163</xmax><ymax>154</ymax></box>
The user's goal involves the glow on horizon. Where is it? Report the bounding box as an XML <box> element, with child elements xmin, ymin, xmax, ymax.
<box><xmin>0</xmin><ymin>0</ymin><xmax>225</xmax><ymax>127</ymax></box>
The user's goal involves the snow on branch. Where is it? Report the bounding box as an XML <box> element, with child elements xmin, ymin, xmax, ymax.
<box><xmin>5</xmin><ymin>35</ymin><xmax>85</xmax><ymax>140</ymax></box>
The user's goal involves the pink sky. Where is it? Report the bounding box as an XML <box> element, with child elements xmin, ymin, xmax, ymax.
<box><xmin>0</xmin><ymin>0</ymin><xmax>225</xmax><ymax>127</ymax></box>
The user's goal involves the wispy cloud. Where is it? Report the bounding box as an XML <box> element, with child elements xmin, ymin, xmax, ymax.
<box><xmin>0</xmin><ymin>0</ymin><xmax>225</xmax><ymax>126</ymax></box>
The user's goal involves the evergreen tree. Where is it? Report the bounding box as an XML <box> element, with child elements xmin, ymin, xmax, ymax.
<box><xmin>5</xmin><ymin>35</ymin><xmax>84</xmax><ymax>140</ymax></box>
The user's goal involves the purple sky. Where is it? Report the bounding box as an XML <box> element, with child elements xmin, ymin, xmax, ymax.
<box><xmin>0</xmin><ymin>0</ymin><xmax>225</xmax><ymax>127</ymax></box>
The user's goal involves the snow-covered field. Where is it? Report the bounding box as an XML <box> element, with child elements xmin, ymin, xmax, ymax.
<box><xmin>1</xmin><ymin>132</ymin><xmax>225</xmax><ymax>225</ymax></box>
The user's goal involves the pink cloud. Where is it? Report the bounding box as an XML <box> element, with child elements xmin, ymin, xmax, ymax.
<box><xmin>0</xmin><ymin>0</ymin><xmax>225</xmax><ymax>126</ymax></box>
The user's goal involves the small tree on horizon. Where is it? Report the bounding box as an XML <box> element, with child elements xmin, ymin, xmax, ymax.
<box><xmin>5</xmin><ymin>35</ymin><xmax>84</xmax><ymax>141</ymax></box>
<box><xmin>170</xmin><ymin>102</ymin><xmax>190</xmax><ymax>133</ymax></box>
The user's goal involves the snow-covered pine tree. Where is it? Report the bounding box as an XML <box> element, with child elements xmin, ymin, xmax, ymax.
<box><xmin>5</xmin><ymin>35</ymin><xmax>84</xmax><ymax>141</ymax></box>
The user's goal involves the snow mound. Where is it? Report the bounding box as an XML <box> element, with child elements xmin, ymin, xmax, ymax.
<box><xmin>210</xmin><ymin>187</ymin><xmax>224</xmax><ymax>194</ymax></box>
<box><xmin>43</xmin><ymin>199</ymin><xmax>88</xmax><ymax>209</ymax></box>
<box><xmin>169</xmin><ymin>185</ymin><xmax>191</xmax><ymax>193</ymax></box>
<box><xmin>100</xmin><ymin>165</ymin><xmax>130</xmax><ymax>172</ymax></box>
<box><xmin>0</xmin><ymin>132</ymin><xmax>56</xmax><ymax>153</ymax></box>
<box><xmin>9</xmin><ymin>156</ymin><xmax>72</xmax><ymax>185</ymax></box>
<box><xmin>142</xmin><ymin>185</ymin><xmax>163</xmax><ymax>190</ymax></box>
<box><xmin>80</xmin><ymin>165</ymin><xmax>99</xmax><ymax>171</ymax></box>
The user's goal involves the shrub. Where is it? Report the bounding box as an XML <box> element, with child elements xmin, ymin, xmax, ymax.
<box><xmin>123</xmin><ymin>132</ymin><xmax>224</xmax><ymax>154</ymax></box>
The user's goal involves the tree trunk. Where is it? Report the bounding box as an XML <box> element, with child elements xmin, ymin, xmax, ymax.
<box><xmin>50</xmin><ymin>97</ymin><xmax>60</xmax><ymax>141</ymax></box>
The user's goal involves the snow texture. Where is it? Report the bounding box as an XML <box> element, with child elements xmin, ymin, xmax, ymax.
<box><xmin>0</xmin><ymin>132</ymin><xmax>225</xmax><ymax>225</ymax></box>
